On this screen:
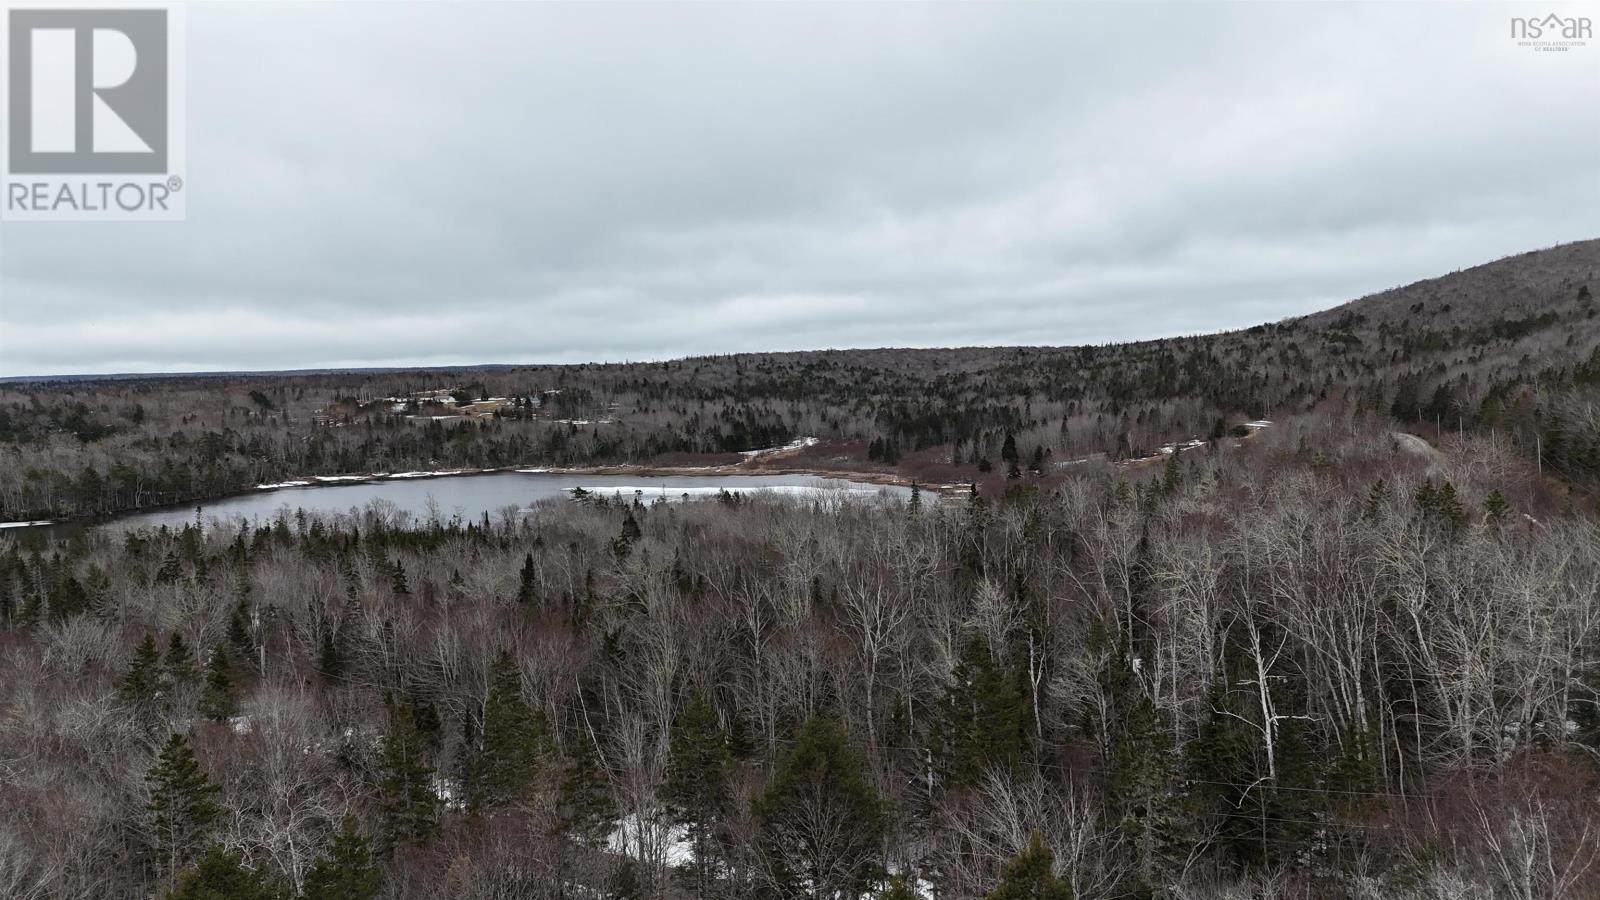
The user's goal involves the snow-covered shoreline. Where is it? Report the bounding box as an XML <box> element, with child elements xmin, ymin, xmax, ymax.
<box><xmin>574</xmin><ymin>483</ymin><xmax>889</xmax><ymax>501</ymax></box>
<box><xmin>255</xmin><ymin>468</ymin><xmax>491</xmax><ymax>490</ymax></box>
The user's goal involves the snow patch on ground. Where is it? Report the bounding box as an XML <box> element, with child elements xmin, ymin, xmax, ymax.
<box><xmin>740</xmin><ymin>436</ymin><xmax>820</xmax><ymax>458</ymax></box>
<box><xmin>430</xmin><ymin>775</ymin><xmax>466</xmax><ymax>811</ymax></box>
<box><xmin>607</xmin><ymin>814</ymin><xmax>694</xmax><ymax>867</ymax></box>
<box><xmin>0</xmin><ymin>520</ymin><xmax>53</xmax><ymax>529</ymax></box>
<box><xmin>256</xmin><ymin>480</ymin><xmax>313</xmax><ymax>490</ymax></box>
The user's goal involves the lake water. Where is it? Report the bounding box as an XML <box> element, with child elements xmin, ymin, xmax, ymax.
<box><xmin>10</xmin><ymin>471</ymin><xmax>913</xmax><ymax>537</ymax></box>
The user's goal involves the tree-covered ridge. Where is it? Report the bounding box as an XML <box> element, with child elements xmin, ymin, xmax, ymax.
<box><xmin>2</xmin><ymin>240</ymin><xmax>1596</xmax><ymax>521</ymax></box>
<box><xmin>0</xmin><ymin>415</ymin><xmax>1596</xmax><ymax>898</ymax></box>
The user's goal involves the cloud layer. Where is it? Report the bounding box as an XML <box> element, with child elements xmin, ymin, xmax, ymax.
<box><xmin>2</xmin><ymin>2</ymin><xmax>1597</xmax><ymax>376</ymax></box>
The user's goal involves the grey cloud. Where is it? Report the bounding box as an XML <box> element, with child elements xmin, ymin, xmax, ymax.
<box><xmin>1</xmin><ymin>2</ymin><xmax>1597</xmax><ymax>375</ymax></box>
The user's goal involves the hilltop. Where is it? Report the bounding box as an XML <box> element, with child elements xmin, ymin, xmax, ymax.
<box><xmin>1</xmin><ymin>239</ymin><xmax>1596</xmax><ymax>521</ymax></box>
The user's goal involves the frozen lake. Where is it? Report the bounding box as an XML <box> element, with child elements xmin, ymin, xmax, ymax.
<box><xmin>12</xmin><ymin>471</ymin><xmax>913</xmax><ymax>537</ymax></box>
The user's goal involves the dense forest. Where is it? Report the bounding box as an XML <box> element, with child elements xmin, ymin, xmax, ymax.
<box><xmin>1</xmin><ymin>241</ymin><xmax>1598</xmax><ymax>899</ymax></box>
<box><xmin>0</xmin><ymin>416</ymin><xmax>1596</xmax><ymax>899</ymax></box>
<box><xmin>2</xmin><ymin>240</ymin><xmax>1597</xmax><ymax>524</ymax></box>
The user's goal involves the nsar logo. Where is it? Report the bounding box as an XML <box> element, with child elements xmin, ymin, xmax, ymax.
<box><xmin>1510</xmin><ymin>13</ymin><xmax>1592</xmax><ymax>52</ymax></box>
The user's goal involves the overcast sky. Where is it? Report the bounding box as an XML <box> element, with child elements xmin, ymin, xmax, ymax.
<box><xmin>1</xmin><ymin>1</ymin><xmax>1597</xmax><ymax>377</ymax></box>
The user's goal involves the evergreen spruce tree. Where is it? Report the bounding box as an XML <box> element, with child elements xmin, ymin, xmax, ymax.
<box><xmin>1484</xmin><ymin>488</ymin><xmax>1510</xmax><ymax>523</ymax></box>
<box><xmin>1184</xmin><ymin>676</ymin><xmax>1260</xmax><ymax>867</ymax></box>
<box><xmin>227</xmin><ymin>603</ymin><xmax>255</xmax><ymax>666</ymax></box>
<box><xmin>377</xmin><ymin>700</ymin><xmax>440</xmax><ymax>852</ymax></box>
<box><xmin>726</xmin><ymin>710</ymin><xmax>758</xmax><ymax>762</ymax></box>
<box><xmin>1415</xmin><ymin>478</ymin><xmax>1467</xmax><ymax>530</ymax></box>
<box><xmin>1436</xmin><ymin>480</ymin><xmax>1466</xmax><ymax>530</ymax></box>
<box><xmin>164</xmin><ymin>845</ymin><xmax>282</xmax><ymax>900</ymax></box>
<box><xmin>516</xmin><ymin>552</ymin><xmax>538</xmax><ymax>605</ymax></box>
<box><xmin>155</xmin><ymin>551</ymin><xmax>183</xmax><ymax>584</ymax></box>
<box><xmin>316</xmin><ymin>618</ymin><xmax>347</xmax><ymax>681</ymax></box>
<box><xmin>963</xmin><ymin>485</ymin><xmax>992</xmax><ymax>576</ymax></box>
<box><xmin>754</xmin><ymin>716</ymin><xmax>888</xmax><ymax>898</ymax></box>
<box><xmin>985</xmin><ymin>832</ymin><xmax>1073</xmax><ymax>900</ymax></box>
<box><xmin>880</xmin><ymin>875</ymin><xmax>918</xmax><ymax>900</ymax></box>
<box><xmin>1364</xmin><ymin>478</ymin><xmax>1391</xmax><ymax>520</ymax></box>
<box><xmin>301</xmin><ymin>814</ymin><xmax>381</xmax><ymax>900</ymax></box>
<box><xmin>15</xmin><ymin>571</ymin><xmax>43</xmax><ymax>628</ymax></box>
<box><xmin>389</xmin><ymin>560</ymin><xmax>410</xmax><ymax>596</ymax></box>
<box><xmin>1105</xmin><ymin>695</ymin><xmax>1186</xmax><ymax>893</ymax></box>
<box><xmin>1414</xmin><ymin>477</ymin><xmax>1438</xmax><ymax>516</ymax></box>
<box><xmin>1111</xmin><ymin>478</ymin><xmax>1133</xmax><ymax>508</ymax></box>
<box><xmin>612</xmin><ymin>510</ymin><xmax>642</xmax><ymax>558</ymax></box>
<box><xmin>147</xmin><ymin>733</ymin><xmax>222</xmax><ymax>880</ymax></box>
<box><xmin>197</xmin><ymin>645</ymin><xmax>237</xmax><ymax>722</ymax></box>
<box><xmin>467</xmin><ymin>650</ymin><xmax>550</xmax><ymax>813</ymax></box>
<box><xmin>1324</xmin><ymin>725</ymin><xmax>1381</xmax><ymax>802</ymax></box>
<box><xmin>1162</xmin><ymin>451</ymin><xmax>1183</xmax><ymax>495</ymax></box>
<box><xmin>120</xmin><ymin>634</ymin><xmax>165</xmax><ymax>709</ymax></box>
<box><xmin>1255</xmin><ymin>717</ymin><xmax>1325</xmax><ymax>865</ymax></box>
<box><xmin>933</xmin><ymin>635</ymin><xmax>1029</xmax><ymax>788</ymax></box>
<box><xmin>557</xmin><ymin>735</ymin><xmax>616</xmax><ymax>847</ymax></box>
<box><xmin>661</xmin><ymin>690</ymin><xmax>732</xmax><ymax>891</ymax></box>
<box><xmin>1001</xmin><ymin>433</ymin><xmax>1019</xmax><ymax>467</ymax></box>
<box><xmin>47</xmin><ymin>573</ymin><xmax>89</xmax><ymax>621</ymax></box>
<box><xmin>165</xmin><ymin>633</ymin><xmax>198</xmax><ymax>686</ymax></box>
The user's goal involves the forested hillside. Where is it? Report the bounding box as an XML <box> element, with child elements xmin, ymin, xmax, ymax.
<box><xmin>1</xmin><ymin>241</ymin><xmax>1599</xmax><ymax>899</ymax></box>
<box><xmin>1</xmin><ymin>417</ymin><xmax>1596</xmax><ymax>898</ymax></box>
<box><xmin>2</xmin><ymin>240</ymin><xmax>1596</xmax><ymax>523</ymax></box>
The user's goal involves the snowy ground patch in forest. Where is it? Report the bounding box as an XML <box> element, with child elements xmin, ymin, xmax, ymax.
<box><xmin>430</xmin><ymin>775</ymin><xmax>466</xmax><ymax>811</ymax></box>
<box><xmin>607</xmin><ymin>814</ymin><xmax>694</xmax><ymax>867</ymax></box>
